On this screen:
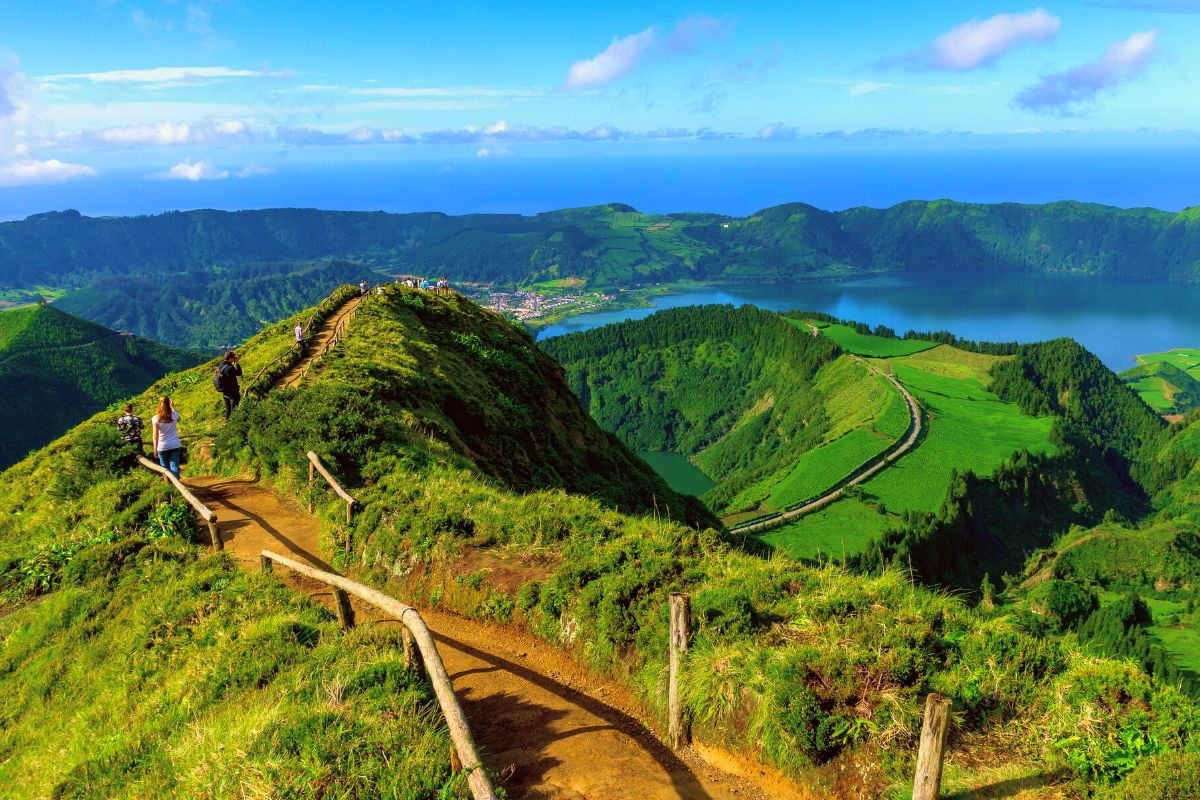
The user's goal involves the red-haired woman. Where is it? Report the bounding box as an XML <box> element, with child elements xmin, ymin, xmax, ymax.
<box><xmin>152</xmin><ymin>395</ymin><xmax>183</xmax><ymax>480</ymax></box>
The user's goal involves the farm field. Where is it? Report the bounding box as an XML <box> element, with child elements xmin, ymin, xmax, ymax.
<box><xmin>718</xmin><ymin>356</ymin><xmax>909</xmax><ymax>515</ymax></box>
<box><xmin>862</xmin><ymin>358</ymin><xmax>1055</xmax><ymax>515</ymax></box>
<box><xmin>1120</xmin><ymin>349</ymin><xmax>1200</xmax><ymax>415</ymax></box>
<box><xmin>808</xmin><ymin>322</ymin><xmax>936</xmax><ymax>358</ymax></box>
<box><xmin>752</xmin><ymin>497</ymin><xmax>892</xmax><ymax>559</ymax></box>
<box><xmin>759</xmin><ymin>344</ymin><xmax>1055</xmax><ymax>558</ymax></box>
<box><xmin>765</xmin><ymin>428</ymin><xmax>894</xmax><ymax>510</ymax></box>
<box><xmin>1132</xmin><ymin>348</ymin><xmax>1200</xmax><ymax>375</ymax></box>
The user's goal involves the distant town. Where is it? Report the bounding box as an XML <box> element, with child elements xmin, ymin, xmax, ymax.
<box><xmin>458</xmin><ymin>285</ymin><xmax>632</xmax><ymax>323</ymax></box>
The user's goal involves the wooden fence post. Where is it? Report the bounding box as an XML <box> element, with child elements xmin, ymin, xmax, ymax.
<box><xmin>333</xmin><ymin>588</ymin><xmax>354</xmax><ymax>629</ymax></box>
<box><xmin>207</xmin><ymin>519</ymin><xmax>222</xmax><ymax>551</ymax></box>
<box><xmin>346</xmin><ymin>499</ymin><xmax>354</xmax><ymax>525</ymax></box>
<box><xmin>668</xmin><ymin>592</ymin><xmax>691</xmax><ymax>748</ymax></box>
<box><xmin>260</xmin><ymin>553</ymin><xmax>272</xmax><ymax>573</ymax></box>
<box><xmin>402</xmin><ymin>627</ymin><xmax>424</xmax><ymax>678</ymax></box>
<box><xmin>913</xmin><ymin>693</ymin><xmax>952</xmax><ymax>800</ymax></box>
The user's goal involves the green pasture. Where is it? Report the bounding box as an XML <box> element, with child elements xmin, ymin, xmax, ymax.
<box><xmin>753</xmin><ymin>497</ymin><xmax>892</xmax><ymax>560</ymax></box>
<box><xmin>815</xmin><ymin>357</ymin><xmax>903</xmax><ymax>442</ymax></box>
<box><xmin>811</xmin><ymin>323</ymin><xmax>936</xmax><ymax>358</ymax></box>
<box><xmin>718</xmin><ymin>357</ymin><xmax>910</xmax><ymax>515</ymax></box>
<box><xmin>1134</xmin><ymin>348</ymin><xmax>1200</xmax><ymax>376</ymax></box>
<box><xmin>765</xmin><ymin>429</ymin><xmax>892</xmax><ymax>510</ymax></box>
<box><xmin>1120</xmin><ymin>352</ymin><xmax>1200</xmax><ymax>414</ymax></box>
<box><xmin>860</xmin><ymin>361</ymin><xmax>1056</xmax><ymax>515</ymax></box>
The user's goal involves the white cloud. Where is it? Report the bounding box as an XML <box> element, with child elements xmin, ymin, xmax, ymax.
<box><xmin>1014</xmin><ymin>29</ymin><xmax>1159</xmax><ymax>113</ymax></box>
<box><xmin>235</xmin><ymin>164</ymin><xmax>275</xmax><ymax>178</ymax></box>
<box><xmin>897</xmin><ymin>8</ymin><xmax>1060</xmax><ymax>71</ymax></box>
<box><xmin>475</xmin><ymin>146</ymin><xmax>514</xmax><ymax>158</ymax></box>
<box><xmin>848</xmin><ymin>80</ymin><xmax>895</xmax><ymax>96</ymax></box>
<box><xmin>61</xmin><ymin>119</ymin><xmax>260</xmax><ymax>149</ymax></box>
<box><xmin>758</xmin><ymin>122</ymin><xmax>799</xmax><ymax>141</ymax></box>
<box><xmin>563</xmin><ymin>15</ymin><xmax>727</xmax><ymax>91</ymax></box>
<box><xmin>564</xmin><ymin>27</ymin><xmax>658</xmax><ymax>90</ymax></box>
<box><xmin>38</xmin><ymin>66</ymin><xmax>291</xmax><ymax>86</ymax></box>
<box><xmin>0</xmin><ymin>158</ymin><xmax>97</xmax><ymax>187</ymax></box>
<box><xmin>154</xmin><ymin>158</ymin><xmax>229</xmax><ymax>181</ymax></box>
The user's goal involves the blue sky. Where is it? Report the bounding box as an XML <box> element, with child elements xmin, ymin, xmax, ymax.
<box><xmin>0</xmin><ymin>1</ymin><xmax>1198</xmax><ymax>216</ymax></box>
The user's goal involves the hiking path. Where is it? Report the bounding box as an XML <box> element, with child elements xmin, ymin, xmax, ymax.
<box><xmin>183</xmin><ymin>474</ymin><xmax>788</xmax><ymax>800</ymax></box>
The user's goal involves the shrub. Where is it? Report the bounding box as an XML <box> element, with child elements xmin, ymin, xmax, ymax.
<box><xmin>1101</xmin><ymin>751</ymin><xmax>1200</xmax><ymax>800</ymax></box>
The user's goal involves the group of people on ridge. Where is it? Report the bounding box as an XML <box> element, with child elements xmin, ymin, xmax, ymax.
<box><xmin>400</xmin><ymin>276</ymin><xmax>450</xmax><ymax>294</ymax></box>
<box><xmin>116</xmin><ymin>350</ymin><xmax>242</xmax><ymax>481</ymax></box>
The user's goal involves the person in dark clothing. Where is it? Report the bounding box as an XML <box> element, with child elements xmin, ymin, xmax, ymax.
<box><xmin>116</xmin><ymin>402</ymin><xmax>143</xmax><ymax>456</ymax></box>
<box><xmin>217</xmin><ymin>350</ymin><xmax>242</xmax><ymax>419</ymax></box>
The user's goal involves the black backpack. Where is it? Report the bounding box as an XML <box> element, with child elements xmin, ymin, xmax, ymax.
<box><xmin>213</xmin><ymin>365</ymin><xmax>225</xmax><ymax>393</ymax></box>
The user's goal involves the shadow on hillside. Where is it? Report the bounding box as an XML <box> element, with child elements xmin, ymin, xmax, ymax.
<box><xmin>944</xmin><ymin>768</ymin><xmax>1071</xmax><ymax>799</ymax></box>
<box><xmin>433</xmin><ymin>631</ymin><xmax>715</xmax><ymax>800</ymax></box>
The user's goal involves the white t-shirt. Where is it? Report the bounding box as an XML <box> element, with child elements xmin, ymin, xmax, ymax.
<box><xmin>153</xmin><ymin>410</ymin><xmax>181</xmax><ymax>451</ymax></box>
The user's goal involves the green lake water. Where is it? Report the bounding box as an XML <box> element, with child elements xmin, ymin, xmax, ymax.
<box><xmin>637</xmin><ymin>451</ymin><xmax>716</xmax><ymax>497</ymax></box>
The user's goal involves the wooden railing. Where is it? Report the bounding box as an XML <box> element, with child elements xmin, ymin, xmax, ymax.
<box><xmin>136</xmin><ymin>455</ymin><xmax>221</xmax><ymax>551</ymax></box>
<box><xmin>307</xmin><ymin>451</ymin><xmax>357</xmax><ymax>523</ymax></box>
<box><xmin>258</xmin><ymin>549</ymin><xmax>497</xmax><ymax>800</ymax></box>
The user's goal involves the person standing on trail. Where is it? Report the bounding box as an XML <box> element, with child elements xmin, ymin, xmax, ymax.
<box><xmin>294</xmin><ymin>323</ymin><xmax>305</xmax><ymax>352</ymax></box>
<box><xmin>152</xmin><ymin>396</ymin><xmax>183</xmax><ymax>480</ymax></box>
<box><xmin>359</xmin><ymin>280</ymin><xmax>368</xmax><ymax>296</ymax></box>
<box><xmin>116</xmin><ymin>403</ymin><xmax>143</xmax><ymax>453</ymax></box>
<box><xmin>217</xmin><ymin>350</ymin><xmax>242</xmax><ymax>419</ymax></box>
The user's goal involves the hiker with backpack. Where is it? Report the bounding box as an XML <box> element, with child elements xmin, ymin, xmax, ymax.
<box><xmin>294</xmin><ymin>323</ymin><xmax>305</xmax><ymax>353</ymax></box>
<box><xmin>116</xmin><ymin>403</ymin><xmax>143</xmax><ymax>455</ymax></box>
<box><xmin>214</xmin><ymin>350</ymin><xmax>242</xmax><ymax>419</ymax></box>
<box><xmin>152</xmin><ymin>396</ymin><xmax>183</xmax><ymax>480</ymax></box>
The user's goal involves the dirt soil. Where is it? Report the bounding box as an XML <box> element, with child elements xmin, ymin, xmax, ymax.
<box><xmin>186</xmin><ymin>473</ymin><xmax>789</xmax><ymax>799</ymax></box>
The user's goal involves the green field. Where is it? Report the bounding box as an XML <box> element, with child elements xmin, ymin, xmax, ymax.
<box><xmin>0</xmin><ymin>285</ymin><xmax>67</xmax><ymax>310</ymax></box>
<box><xmin>759</xmin><ymin>345</ymin><xmax>1055</xmax><ymax>557</ymax></box>
<box><xmin>810</xmin><ymin>323</ymin><xmax>936</xmax><ymax>358</ymax></box>
<box><xmin>1098</xmin><ymin>590</ymin><xmax>1200</xmax><ymax>681</ymax></box>
<box><xmin>765</xmin><ymin>428</ymin><xmax>893</xmax><ymax>509</ymax></box>
<box><xmin>720</xmin><ymin>357</ymin><xmax>909</xmax><ymax>514</ymax></box>
<box><xmin>1133</xmin><ymin>348</ymin><xmax>1200</xmax><ymax>375</ymax></box>
<box><xmin>1120</xmin><ymin>350</ymin><xmax>1200</xmax><ymax>414</ymax></box>
<box><xmin>753</xmin><ymin>497</ymin><xmax>893</xmax><ymax>559</ymax></box>
<box><xmin>863</xmin><ymin>360</ymin><xmax>1056</xmax><ymax>514</ymax></box>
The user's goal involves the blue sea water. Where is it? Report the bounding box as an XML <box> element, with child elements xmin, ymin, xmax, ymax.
<box><xmin>2</xmin><ymin>148</ymin><xmax>1197</xmax><ymax>220</ymax></box>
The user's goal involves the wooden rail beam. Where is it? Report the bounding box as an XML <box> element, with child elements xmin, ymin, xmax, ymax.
<box><xmin>136</xmin><ymin>455</ymin><xmax>221</xmax><ymax>550</ymax></box>
<box><xmin>306</xmin><ymin>451</ymin><xmax>356</xmax><ymax>523</ymax></box>
<box><xmin>259</xmin><ymin>549</ymin><xmax>496</xmax><ymax>800</ymax></box>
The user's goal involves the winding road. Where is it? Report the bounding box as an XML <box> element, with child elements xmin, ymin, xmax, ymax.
<box><xmin>728</xmin><ymin>360</ymin><xmax>923</xmax><ymax>536</ymax></box>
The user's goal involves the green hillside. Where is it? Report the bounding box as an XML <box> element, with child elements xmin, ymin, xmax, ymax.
<box><xmin>0</xmin><ymin>304</ymin><xmax>201</xmax><ymax>470</ymax></box>
<box><xmin>7</xmin><ymin>199</ymin><xmax>1200</xmax><ymax>350</ymax></box>
<box><xmin>540</xmin><ymin>305</ymin><xmax>843</xmax><ymax>515</ymax></box>
<box><xmin>4</xmin><ymin>288</ymin><xmax>1200</xmax><ymax>797</ymax></box>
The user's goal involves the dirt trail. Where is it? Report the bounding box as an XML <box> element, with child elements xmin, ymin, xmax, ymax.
<box><xmin>272</xmin><ymin>294</ymin><xmax>363</xmax><ymax>390</ymax></box>
<box><xmin>185</xmin><ymin>474</ymin><xmax>780</xmax><ymax>800</ymax></box>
